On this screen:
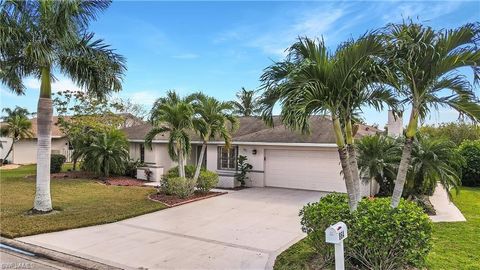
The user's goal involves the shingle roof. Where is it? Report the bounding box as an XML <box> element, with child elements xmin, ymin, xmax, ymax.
<box><xmin>122</xmin><ymin>116</ymin><xmax>380</xmax><ymax>144</ymax></box>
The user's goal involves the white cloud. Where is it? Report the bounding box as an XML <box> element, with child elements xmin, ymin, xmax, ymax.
<box><xmin>172</xmin><ymin>53</ymin><xmax>199</xmax><ymax>59</ymax></box>
<box><xmin>125</xmin><ymin>91</ymin><xmax>158</xmax><ymax>106</ymax></box>
<box><xmin>24</xmin><ymin>77</ymin><xmax>84</xmax><ymax>93</ymax></box>
<box><xmin>381</xmin><ymin>1</ymin><xmax>462</xmax><ymax>23</ymax></box>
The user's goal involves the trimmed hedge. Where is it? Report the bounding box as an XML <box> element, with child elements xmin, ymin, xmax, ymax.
<box><xmin>300</xmin><ymin>194</ymin><xmax>432</xmax><ymax>269</ymax></box>
<box><xmin>458</xmin><ymin>140</ymin><xmax>480</xmax><ymax>187</ymax></box>
<box><xmin>162</xmin><ymin>177</ymin><xmax>196</xmax><ymax>198</ymax></box>
<box><xmin>50</xmin><ymin>154</ymin><xmax>66</xmax><ymax>173</ymax></box>
<box><xmin>197</xmin><ymin>170</ymin><xmax>219</xmax><ymax>193</ymax></box>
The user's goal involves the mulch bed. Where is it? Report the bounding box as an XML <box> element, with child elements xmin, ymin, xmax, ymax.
<box><xmin>103</xmin><ymin>177</ymin><xmax>146</xmax><ymax>187</ymax></box>
<box><xmin>149</xmin><ymin>191</ymin><xmax>227</xmax><ymax>207</ymax></box>
<box><xmin>215</xmin><ymin>186</ymin><xmax>249</xmax><ymax>191</ymax></box>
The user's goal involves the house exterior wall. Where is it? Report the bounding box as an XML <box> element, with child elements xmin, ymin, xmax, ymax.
<box><xmin>130</xmin><ymin>142</ymin><xmax>176</xmax><ymax>172</ymax></box>
<box><xmin>11</xmin><ymin>138</ymin><xmax>69</xmax><ymax>164</ymax></box>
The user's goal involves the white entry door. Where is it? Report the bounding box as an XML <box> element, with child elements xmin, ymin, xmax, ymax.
<box><xmin>264</xmin><ymin>149</ymin><xmax>347</xmax><ymax>192</ymax></box>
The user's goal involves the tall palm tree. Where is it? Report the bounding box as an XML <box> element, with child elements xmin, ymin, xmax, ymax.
<box><xmin>383</xmin><ymin>22</ymin><xmax>480</xmax><ymax>207</ymax></box>
<box><xmin>232</xmin><ymin>87</ymin><xmax>260</xmax><ymax>116</ymax></box>
<box><xmin>1</xmin><ymin>107</ymin><xmax>34</xmax><ymax>161</ymax></box>
<box><xmin>74</xmin><ymin>129</ymin><xmax>129</xmax><ymax>177</ymax></box>
<box><xmin>0</xmin><ymin>0</ymin><xmax>126</xmax><ymax>212</ymax></box>
<box><xmin>146</xmin><ymin>91</ymin><xmax>194</xmax><ymax>178</ymax></box>
<box><xmin>190</xmin><ymin>93</ymin><xmax>238</xmax><ymax>181</ymax></box>
<box><xmin>259</xmin><ymin>36</ymin><xmax>387</xmax><ymax>211</ymax></box>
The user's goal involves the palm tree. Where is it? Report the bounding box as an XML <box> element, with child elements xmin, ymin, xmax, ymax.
<box><xmin>259</xmin><ymin>36</ymin><xmax>387</xmax><ymax>211</ymax></box>
<box><xmin>0</xmin><ymin>0</ymin><xmax>126</xmax><ymax>212</ymax></box>
<box><xmin>190</xmin><ymin>93</ymin><xmax>238</xmax><ymax>181</ymax></box>
<box><xmin>405</xmin><ymin>134</ymin><xmax>464</xmax><ymax>198</ymax></box>
<box><xmin>1</xmin><ymin>107</ymin><xmax>34</xmax><ymax>162</ymax></box>
<box><xmin>356</xmin><ymin>134</ymin><xmax>402</xmax><ymax>195</ymax></box>
<box><xmin>146</xmin><ymin>91</ymin><xmax>194</xmax><ymax>178</ymax></box>
<box><xmin>74</xmin><ymin>129</ymin><xmax>129</xmax><ymax>177</ymax></box>
<box><xmin>232</xmin><ymin>87</ymin><xmax>260</xmax><ymax>116</ymax></box>
<box><xmin>382</xmin><ymin>22</ymin><xmax>480</xmax><ymax>208</ymax></box>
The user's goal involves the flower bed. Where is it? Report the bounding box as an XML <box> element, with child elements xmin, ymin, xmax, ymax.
<box><xmin>149</xmin><ymin>191</ymin><xmax>226</xmax><ymax>207</ymax></box>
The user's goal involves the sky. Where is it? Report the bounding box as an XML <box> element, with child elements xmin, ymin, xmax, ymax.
<box><xmin>1</xmin><ymin>0</ymin><xmax>479</xmax><ymax>127</ymax></box>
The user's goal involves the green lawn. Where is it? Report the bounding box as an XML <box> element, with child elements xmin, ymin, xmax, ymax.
<box><xmin>274</xmin><ymin>187</ymin><xmax>480</xmax><ymax>270</ymax></box>
<box><xmin>0</xmin><ymin>164</ymin><xmax>166</xmax><ymax>238</ymax></box>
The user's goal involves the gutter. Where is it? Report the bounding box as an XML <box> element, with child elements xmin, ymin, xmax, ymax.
<box><xmin>127</xmin><ymin>139</ymin><xmax>338</xmax><ymax>148</ymax></box>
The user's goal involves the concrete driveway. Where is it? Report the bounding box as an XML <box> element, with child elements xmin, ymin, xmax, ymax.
<box><xmin>18</xmin><ymin>188</ymin><xmax>325</xmax><ymax>270</ymax></box>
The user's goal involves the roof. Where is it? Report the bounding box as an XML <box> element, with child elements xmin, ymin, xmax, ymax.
<box><xmin>122</xmin><ymin>116</ymin><xmax>380</xmax><ymax>145</ymax></box>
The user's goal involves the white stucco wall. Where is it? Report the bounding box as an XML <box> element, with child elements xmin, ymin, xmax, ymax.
<box><xmin>11</xmin><ymin>138</ymin><xmax>69</xmax><ymax>164</ymax></box>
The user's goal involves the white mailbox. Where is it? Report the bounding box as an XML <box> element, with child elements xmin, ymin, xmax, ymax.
<box><xmin>325</xmin><ymin>222</ymin><xmax>348</xmax><ymax>270</ymax></box>
<box><xmin>325</xmin><ymin>222</ymin><xmax>348</xmax><ymax>244</ymax></box>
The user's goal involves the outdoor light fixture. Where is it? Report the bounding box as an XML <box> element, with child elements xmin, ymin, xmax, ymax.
<box><xmin>252</xmin><ymin>149</ymin><xmax>257</xmax><ymax>155</ymax></box>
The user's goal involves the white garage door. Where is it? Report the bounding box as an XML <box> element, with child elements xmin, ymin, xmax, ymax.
<box><xmin>265</xmin><ymin>149</ymin><xmax>347</xmax><ymax>192</ymax></box>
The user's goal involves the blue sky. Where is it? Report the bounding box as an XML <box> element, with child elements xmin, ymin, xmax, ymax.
<box><xmin>1</xmin><ymin>0</ymin><xmax>479</xmax><ymax>127</ymax></box>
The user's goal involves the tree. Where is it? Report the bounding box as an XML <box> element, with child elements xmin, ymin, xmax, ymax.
<box><xmin>420</xmin><ymin>122</ymin><xmax>480</xmax><ymax>146</ymax></box>
<box><xmin>0</xmin><ymin>107</ymin><xmax>33</xmax><ymax>161</ymax></box>
<box><xmin>146</xmin><ymin>91</ymin><xmax>194</xmax><ymax>178</ymax></box>
<box><xmin>232</xmin><ymin>87</ymin><xmax>261</xmax><ymax>116</ymax></box>
<box><xmin>356</xmin><ymin>134</ymin><xmax>401</xmax><ymax>196</ymax></box>
<box><xmin>190</xmin><ymin>93</ymin><xmax>238</xmax><ymax>181</ymax></box>
<box><xmin>259</xmin><ymin>36</ymin><xmax>388</xmax><ymax>211</ymax></box>
<box><xmin>74</xmin><ymin>129</ymin><xmax>129</xmax><ymax>177</ymax></box>
<box><xmin>0</xmin><ymin>0</ymin><xmax>126</xmax><ymax>212</ymax></box>
<box><xmin>382</xmin><ymin>22</ymin><xmax>480</xmax><ymax>208</ymax></box>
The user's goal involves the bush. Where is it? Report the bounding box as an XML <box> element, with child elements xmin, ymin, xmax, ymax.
<box><xmin>50</xmin><ymin>154</ymin><xmax>66</xmax><ymax>173</ymax></box>
<box><xmin>124</xmin><ymin>159</ymin><xmax>144</xmax><ymax>178</ymax></box>
<box><xmin>458</xmin><ymin>140</ymin><xmax>480</xmax><ymax>187</ymax></box>
<box><xmin>197</xmin><ymin>170</ymin><xmax>219</xmax><ymax>193</ymax></box>
<box><xmin>162</xmin><ymin>177</ymin><xmax>196</xmax><ymax>198</ymax></box>
<box><xmin>300</xmin><ymin>194</ymin><xmax>432</xmax><ymax>270</ymax></box>
<box><xmin>165</xmin><ymin>165</ymin><xmax>199</xmax><ymax>179</ymax></box>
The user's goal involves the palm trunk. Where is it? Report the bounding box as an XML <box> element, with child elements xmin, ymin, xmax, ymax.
<box><xmin>3</xmin><ymin>141</ymin><xmax>14</xmax><ymax>161</ymax></box>
<box><xmin>332</xmin><ymin>118</ymin><xmax>357</xmax><ymax>211</ymax></box>
<box><xmin>193</xmin><ymin>142</ymin><xmax>207</xmax><ymax>181</ymax></box>
<box><xmin>391</xmin><ymin>110</ymin><xmax>418</xmax><ymax>208</ymax></box>
<box><xmin>345</xmin><ymin>119</ymin><xmax>361</xmax><ymax>203</ymax></box>
<box><xmin>178</xmin><ymin>147</ymin><xmax>185</xmax><ymax>178</ymax></box>
<box><xmin>34</xmin><ymin>67</ymin><xmax>53</xmax><ymax>212</ymax></box>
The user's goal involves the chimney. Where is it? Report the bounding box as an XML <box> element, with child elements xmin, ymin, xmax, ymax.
<box><xmin>387</xmin><ymin>110</ymin><xmax>403</xmax><ymax>137</ymax></box>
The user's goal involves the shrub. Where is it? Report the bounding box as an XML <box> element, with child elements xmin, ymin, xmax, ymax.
<box><xmin>236</xmin><ymin>155</ymin><xmax>252</xmax><ymax>187</ymax></box>
<box><xmin>300</xmin><ymin>194</ymin><xmax>432</xmax><ymax>270</ymax></box>
<box><xmin>197</xmin><ymin>170</ymin><xmax>219</xmax><ymax>193</ymax></box>
<box><xmin>162</xmin><ymin>177</ymin><xmax>196</xmax><ymax>198</ymax></box>
<box><xmin>50</xmin><ymin>154</ymin><xmax>66</xmax><ymax>173</ymax></box>
<box><xmin>124</xmin><ymin>159</ymin><xmax>144</xmax><ymax>178</ymax></box>
<box><xmin>457</xmin><ymin>140</ymin><xmax>480</xmax><ymax>187</ymax></box>
<box><xmin>165</xmin><ymin>165</ymin><xmax>199</xmax><ymax>179</ymax></box>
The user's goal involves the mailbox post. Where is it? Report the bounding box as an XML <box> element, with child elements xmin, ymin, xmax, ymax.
<box><xmin>325</xmin><ymin>222</ymin><xmax>348</xmax><ymax>270</ymax></box>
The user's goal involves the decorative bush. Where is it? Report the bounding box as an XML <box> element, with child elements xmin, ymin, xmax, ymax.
<box><xmin>300</xmin><ymin>194</ymin><xmax>432</xmax><ymax>270</ymax></box>
<box><xmin>50</xmin><ymin>154</ymin><xmax>66</xmax><ymax>173</ymax></box>
<box><xmin>165</xmin><ymin>165</ymin><xmax>199</xmax><ymax>179</ymax></box>
<box><xmin>197</xmin><ymin>170</ymin><xmax>219</xmax><ymax>193</ymax></box>
<box><xmin>236</xmin><ymin>155</ymin><xmax>252</xmax><ymax>187</ymax></box>
<box><xmin>124</xmin><ymin>159</ymin><xmax>144</xmax><ymax>178</ymax></box>
<box><xmin>162</xmin><ymin>177</ymin><xmax>196</xmax><ymax>198</ymax></box>
<box><xmin>457</xmin><ymin>140</ymin><xmax>480</xmax><ymax>187</ymax></box>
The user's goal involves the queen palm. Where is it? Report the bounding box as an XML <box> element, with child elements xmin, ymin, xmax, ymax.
<box><xmin>383</xmin><ymin>22</ymin><xmax>480</xmax><ymax>207</ymax></box>
<box><xmin>259</xmin><ymin>36</ymin><xmax>386</xmax><ymax>211</ymax></box>
<box><xmin>1</xmin><ymin>107</ymin><xmax>34</xmax><ymax>161</ymax></box>
<box><xmin>232</xmin><ymin>87</ymin><xmax>261</xmax><ymax>117</ymax></box>
<box><xmin>190</xmin><ymin>93</ymin><xmax>238</xmax><ymax>181</ymax></box>
<box><xmin>0</xmin><ymin>0</ymin><xmax>125</xmax><ymax>212</ymax></box>
<box><xmin>146</xmin><ymin>91</ymin><xmax>194</xmax><ymax>178</ymax></box>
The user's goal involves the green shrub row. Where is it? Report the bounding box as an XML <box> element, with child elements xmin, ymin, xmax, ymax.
<box><xmin>300</xmin><ymin>193</ymin><xmax>432</xmax><ymax>270</ymax></box>
<box><xmin>50</xmin><ymin>154</ymin><xmax>66</xmax><ymax>173</ymax></box>
<box><xmin>457</xmin><ymin>140</ymin><xmax>480</xmax><ymax>187</ymax></box>
<box><xmin>162</xmin><ymin>166</ymin><xmax>219</xmax><ymax>197</ymax></box>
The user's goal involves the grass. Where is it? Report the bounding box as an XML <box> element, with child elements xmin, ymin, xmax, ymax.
<box><xmin>0</xmin><ymin>164</ymin><xmax>167</xmax><ymax>238</ymax></box>
<box><xmin>274</xmin><ymin>187</ymin><xmax>480</xmax><ymax>270</ymax></box>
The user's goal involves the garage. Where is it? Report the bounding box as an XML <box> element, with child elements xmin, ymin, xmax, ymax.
<box><xmin>264</xmin><ymin>149</ymin><xmax>347</xmax><ymax>192</ymax></box>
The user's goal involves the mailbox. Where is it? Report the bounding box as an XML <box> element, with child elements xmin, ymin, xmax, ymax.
<box><xmin>325</xmin><ymin>222</ymin><xmax>347</xmax><ymax>244</ymax></box>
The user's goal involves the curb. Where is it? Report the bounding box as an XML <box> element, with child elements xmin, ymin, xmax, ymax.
<box><xmin>0</xmin><ymin>237</ymin><xmax>122</xmax><ymax>270</ymax></box>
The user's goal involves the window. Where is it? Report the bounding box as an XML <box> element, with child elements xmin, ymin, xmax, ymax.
<box><xmin>140</xmin><ymin>144</ymin><xmax>145</xmax><ymax>163</ymax></box>
<box><xmin>218</xmin><ymin>146</ymin><xmax>237</xmax><ymax>170</ymax></box>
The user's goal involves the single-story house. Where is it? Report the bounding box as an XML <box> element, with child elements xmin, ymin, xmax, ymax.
<box><xmin>122</xmin><ymin>116</ymin><xmax>385</xmax><ymax>196</ymax></box>
<box><xmin>1</xmin><ymin>113</ymin><xmax>144</xmax><ymax>164</ymax></box>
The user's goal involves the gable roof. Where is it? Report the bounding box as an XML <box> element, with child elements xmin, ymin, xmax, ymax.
<box><xmin>122</xmin><ymin>116</ymin><xmax>380</xmax><ymax>144</ymax></box>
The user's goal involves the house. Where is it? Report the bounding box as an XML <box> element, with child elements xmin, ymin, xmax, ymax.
<box><xmin>1</xmin><ymin>113</ymin><xmax>144</xmax><ymax>164</ymax></box>
<box><xmin>122</xmin><ymin>116</ymin><xmax>383</xmax><ymax>196</ymax></box>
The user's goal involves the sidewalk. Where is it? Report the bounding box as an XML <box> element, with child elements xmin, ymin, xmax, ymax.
<box><xmin>429</xmin><ymin>185</ymin><xmax>466</xmax><ymax>222</ymax></box>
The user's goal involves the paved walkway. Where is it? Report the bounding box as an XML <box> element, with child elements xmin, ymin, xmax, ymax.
<box><xmin>429</xmin><ymin>185</ymin><xmax>466</xmax><ymax>222</ymax></box>
<box><xmin>0</xmin><ymin>249</ymin><xmax>80</xmax><ymax>270</ymax></box>
<box><xmin>18</xmin><ymin>188</ymin><xmax>325</xmax><ymax>270</ymax></box>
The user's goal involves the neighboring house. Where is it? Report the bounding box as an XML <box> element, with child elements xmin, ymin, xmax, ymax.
<box><xmin>1</xmin><ymin>113</ymin><xmax>144</xmax><ymax>164</ymax></box>
<box><xmin>123</xmin><ymin>116</ymin><xmax>384</xmax><ymax>196</ymax></box>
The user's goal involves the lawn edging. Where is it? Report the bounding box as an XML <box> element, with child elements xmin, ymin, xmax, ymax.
<box><xmin>0</xmin><ymin>237</ymin><xmax>121</xmax><ymax>270</ymax></box>
<box><xmin>148</xmin><ymin>191</ymin><xmax>227</xmax><ymax>207</ymax></box>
